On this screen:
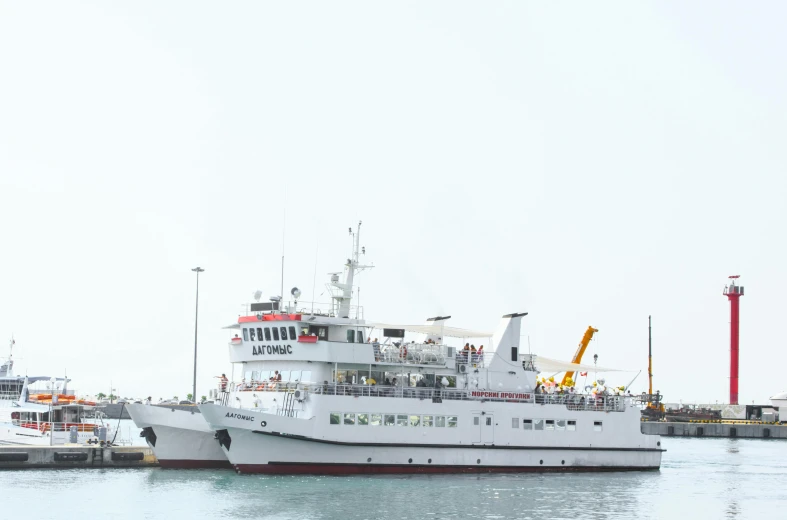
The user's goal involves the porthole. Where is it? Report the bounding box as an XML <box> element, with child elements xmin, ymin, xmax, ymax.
<box><xmin>367</xmin><ymin>457</ymin><xmax>372</xmax><ymax>462</ymax></box>
<box><xmin>476</xmin><ymin>459</ymin><xmax>481</xmax><ymax>464</ymax></box>
<box><xmin>657</xmin><ymin>441</ymin><xmax>661</xmax><ymax>446</ymax></box>
<box><xmin>561</xmin><ymin>460</ymin><xmax>565</xmax><ymax>465</ymax></box>
<box><xmin>428</xmin><ymin>459</ymin><xmax>432</xmax><ymax>463</ymax></box>
<box><xmin>408</xmin><ymin>458</ymin><xmax>413</xmax><ymax>463</ymax></box>
<box><xmin>539</xmin><ymin>459</ymin><xmax>543</xmax><ymax>465</ymax></box>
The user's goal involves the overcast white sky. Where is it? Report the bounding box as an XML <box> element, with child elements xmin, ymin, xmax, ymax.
<box><xmin>1</xmin><ymin>2</ymin><xmax>785</xmax><ymax>404</ymax></box>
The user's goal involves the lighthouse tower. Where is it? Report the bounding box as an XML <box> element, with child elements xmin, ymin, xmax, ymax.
<box><xmin>723</xmin><ymin>275</ymin><xmax>744</xmax><ymax>405</ymax></box>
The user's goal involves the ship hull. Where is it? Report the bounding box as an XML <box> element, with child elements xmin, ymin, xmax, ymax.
<box><xmin>126</xmin><ymin>403</ymin><xmax>230</xmax><ymax>469</ymax></box>
<box><xmin>200</xmin><ymin>402</ymin><xmax>662</xmax><ymax>475</ymax></box>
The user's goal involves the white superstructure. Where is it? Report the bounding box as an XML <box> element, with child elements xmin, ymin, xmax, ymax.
<box><xmin>197</xmin><ymin>222</ymin><xmax>663</xmax><ymax>474</ymax></box>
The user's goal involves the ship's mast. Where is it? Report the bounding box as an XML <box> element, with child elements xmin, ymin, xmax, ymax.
<box><xmin>0</xmin><ymin>337</ymin><xmax>14</xmax><ymax>378</ymax></box>
<box><xmin>331</xmin><ymin>221</ymin><xmax>372</xmax><ymax>318</ymax></box>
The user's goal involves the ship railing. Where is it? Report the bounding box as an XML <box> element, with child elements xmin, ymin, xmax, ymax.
<box><xmin>11</xmin><ymin>420</ymin><xmax>109</xmax><ymax>433</ymax></box>
<box><xmin>0</xmin><ymin>391</ymin><xmax>21</xmax><ymax>400</ymax></box>
<box><xmin>378</xmin><ymin>343</ymin><xmax>455</xmax><ymax>365</ymax></box>
<box><xmin>242</xmin><ymin>300</ymin><xmax>365</xmax><ymax>320</ymax></box>
<box><xmin>226</xmin><ymin>381</ymin><xmax>629</xmax><ymax>411</ymax></box>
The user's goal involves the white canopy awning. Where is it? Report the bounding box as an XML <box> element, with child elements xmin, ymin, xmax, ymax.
<box><xmin>533</xmin><ymin>355</ymin><xmax>635</xmax><ymax>374</ymax></box>
<box><xmin>367</xmin><ymin>323</ymin><xmax>492</xmax><ymax>339</ymax></box>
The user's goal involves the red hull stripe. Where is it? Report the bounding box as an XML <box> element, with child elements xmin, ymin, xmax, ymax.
<box><xmin>238</xmin><ymin>314</ymin><xmax>302</xmax><ymax>323</ymax></box>
<box><xmin>158</xmin><ymin>459</ymin><xmax>233</xmax><ymax>470</ymax></box>
<box><xmin>234</xmin><ymin>463</ymin><xmax>659</xmax><ymax>475</ymax></box>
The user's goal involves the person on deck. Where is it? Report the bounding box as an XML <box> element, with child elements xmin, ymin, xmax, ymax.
<box><xmin>215</xmin><ymin>374</ymin><xmax>228</xmax><ymax>392</ymax></box>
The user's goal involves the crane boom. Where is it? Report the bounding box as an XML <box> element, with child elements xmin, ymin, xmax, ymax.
<box><xmin>561</xmin><ymin>326</ymin><xmax>599</xmax><ymax>386</ymax></box>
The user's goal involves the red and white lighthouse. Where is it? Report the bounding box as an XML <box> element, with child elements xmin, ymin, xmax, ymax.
<box><xmin>723</xmin><ymin>275</ymin><xmax>744</xmax><ymax>405</ymax></box>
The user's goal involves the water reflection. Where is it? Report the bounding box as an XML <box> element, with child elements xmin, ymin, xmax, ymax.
<box><xmin>724</xmin><ymin>438</ymin><xmax>740</xmax><ymax>518</ymax></box>
<box><xmin>142</xmin><ymin>471</ymin><xmax>659</xmax><ymax>520</ymax></box>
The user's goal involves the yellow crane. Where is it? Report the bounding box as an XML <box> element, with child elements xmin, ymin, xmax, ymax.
<box><xmin>561</xmin><ymin>326</ymin><xmax>599</xmax><ymax>386</ymax></box>
<box><xmin>647</xmin><ymin>315</ymin><xmax>665</xmax><ymax>413</ymax></box>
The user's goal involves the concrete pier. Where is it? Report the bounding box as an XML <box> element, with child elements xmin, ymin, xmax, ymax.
<box><xmin>642</xmin><ymin>421</ymin><xmax>787</xmax><ymax>439</ymax></box>
<box><xmin>0</xmin><ymin>445</ymin><xmax>158</xmax><ymax>469</ymax></box>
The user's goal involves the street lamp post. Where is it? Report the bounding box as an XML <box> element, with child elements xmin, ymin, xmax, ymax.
<box><xmin>192</xmin><ymin>267</ymin><xmax>205</xmax><ymax>406</ymax></box>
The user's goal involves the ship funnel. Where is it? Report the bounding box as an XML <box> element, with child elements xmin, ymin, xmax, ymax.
<box><xmin>485</xmin><ymin>312</ymin><xmax>528</xmax><ymax>371</ymax></box>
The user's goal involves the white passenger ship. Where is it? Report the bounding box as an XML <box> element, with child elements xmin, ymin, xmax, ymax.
<box><xmin>0</xmin><ymin>341</ymin><xmax>111</xmax><ymax>446</ymax></box>
<box><xmin>199</xmin><ymin>223</ymin><xmax>663</xmax><ymax>474</ymax></box>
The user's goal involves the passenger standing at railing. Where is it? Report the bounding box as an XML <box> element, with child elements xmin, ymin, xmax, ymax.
<box><xmin>215</xmin><ymin>374</ymin><xmax>228</xmax><ymax>392</ymax></box>
<box><xmin>477</xmin><ymin>345</ymin><xmax>484</xmax><ymax>363</ymax></box>
<box><xmin>372</xmin><ymin>338</ymin><xmax>380</xmax><ymax>361</ymax></box>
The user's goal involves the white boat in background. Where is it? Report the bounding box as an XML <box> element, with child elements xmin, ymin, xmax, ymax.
<box><xmin>198</xmin><ymin>222</ymin><xmax>663</xmax><ymax>474</ymax></box>
<box><xmin>0</xmin><ymin>340</ymin><xmax>111</xmax><ymax>446</ymax></box>
<box><xmin>127</xmin><ymin>403</ymin><xmax>230</xmax><ymax>469</ymax></box>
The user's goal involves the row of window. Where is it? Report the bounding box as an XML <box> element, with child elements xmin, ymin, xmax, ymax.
<box><xmin>327</xmin><ymin>414</ymin><xmax>603</xmax><ymax>432</ymax></box>
<box><xmin>243</xmin><ymin>326</ymin><xmax>299</xmax><ymax>342</ymax></box>
<box><xmin>330</xmin><ymin>413</ymin><xmax>458</xmax><ymax>427</ymax></box>
<box><xmin>511</xmin><ymin>419</ymin><xmax>602</xmax><ymax>432</ymax></box>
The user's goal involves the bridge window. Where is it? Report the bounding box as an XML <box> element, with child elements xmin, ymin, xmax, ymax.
<box><xmin>357</xmin><ymin>331</ymin><xmax>364</xmax><ymax>343</ymax></box>
<box><xmin>343</xmin><ymin>413</ymin><xmax>356</xmax><ymax>425</ymax></box>
<box><xmin>533</xmin><ymin>419</ymin><xmax>544</xmax><ymax>431</ymax></box>
<box><xmin>567</xmin><ymin>420</ymin><xmax>576</xmax><ymax>431</ymax></box>
<box><xmin>512</xmin><ymin>418</ymin><xmax>519</xmax><ymax>428</ymax></box>
<box><xmin>556</xmin><ymin>420</ymin><xmax>566</xmax><ymax>431</ymax></box>
<box><xmin>396</xmin><ymin>414</ymin><xmax>408</xmax><ymax>426</ymax></box>
<box><xmin>279</xmin><ymin>327</ymin><xmax>287</xmax><ymax>340</ymax></box>
<box><xmin>289</xmin><ymin>326</ymin><xmax>297</xmax><ymax>340</ymax></box>
<box><xmin>249</xmin><ymin>328</ymin><xmax>256</xmax><ymax>341</ymax></box>
<box><xmin>310</xmin><ymin>325</ymin><xmax>328</xmax><ymax>339</ymax></box>
<box><xmin>422</xmin><ymin>415</ymin><xmax>433</xmax><ymax>427</ymax></box>
<box><xmin>242</xmin><ymin>328</ymin><xmax>249</xmax><ymax>341</ymax></box>
<box><xmin>370</xmin><ymin>414</ymin><xmax>382</xmax><ymax>426</ymax></box>
<box><xmin>384</xmin><ymin>414</ymin><xmax>395</xmax><ymax>426</ymax></box>
<box><xmin>594</xmin><ymin>421</ymin><xmax>603</xmax><ymax>432</ymax></box>
<box><xmin>300</xmin><ymin>371</ymin><xmax>311</xmax><ymax>383</ymax></box>
<box><xmin>256</xmin><ymin>328</ymin><xmax>263</xmax><ymax>341</ymax></box>
<box><xmin>435</xmin><ymin>416</ymin><xmax>446</xmax><ymax>427</ymax></box>
<box><xmin>272</xmin><ymin>328</ymin><xmax>280</xmax><ymax>341</ymax></box>
<box><xmin>409</xmin><ymin>415</ymin><xmax>420</xmax><ymax>427</ymax></box>
<box><xmin>545</xmin><ymin>420</ymin><xmax>555</xmax><ymax>431</ymax></box>
<box><xmin>523</xmin><ymin>419</ymin><xmax>533</xmax><ymax>430</ymax></box>
<box><xmin>448</xmin><ymin>416</ymin><xmax>458</xmax><ymax>428</ymax></box>
<box><xmin>357</xmin><ymin>413</ymin><xmax>369</xmax><ymax>426</ymax></box>
<box><xmin>346</xmin><ymin>330</ymin><xmax>355</xmax><ymax>343</ymax></box>
<box><xmin>264</xmin><ymin>328</ymin><xmax>272</xmax><ymax>341</ymax></box>
<box><xmin>330</xmin><ymin>413</ymin><xmax>340</xmax><ymax>425</ymax></box>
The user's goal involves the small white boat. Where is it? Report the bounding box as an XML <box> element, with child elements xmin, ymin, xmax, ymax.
<box><xmin>0</xmin><ymin>340</ymin><xmax>111</xmax><ymax>446</ymax></box>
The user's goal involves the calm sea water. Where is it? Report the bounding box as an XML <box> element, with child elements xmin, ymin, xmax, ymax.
<box><xmin>3</xmin><ymin>437</ymin><xmax>785</xmax><ymax>519</ymax></box>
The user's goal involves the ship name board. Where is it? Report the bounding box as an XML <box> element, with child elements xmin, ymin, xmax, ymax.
<box><xmin>225</xmin><ymin>412</ymin><xmax>255</xmax><ymax>421</ymax></box>
<box><xmin>471</xmin><ymin>391</ymin><xmax>531</xmax><ymax>399</ymax></box>
<box><xmin>252</xmin><ymin>344</ymin><xmax>293</xmax><ymax>356</ymax></box>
